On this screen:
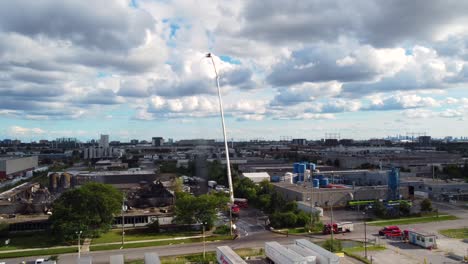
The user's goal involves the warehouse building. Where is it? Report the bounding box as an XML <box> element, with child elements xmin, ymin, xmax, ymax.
<box><xmin>272</xmin><ymin>182</ymin><xmax>409</xmax><ymax>208</ymax></box>
<box><xmin>0</xmin><ymin>156</ymin><xmax>38</xmax><ymax>180</ymax></box>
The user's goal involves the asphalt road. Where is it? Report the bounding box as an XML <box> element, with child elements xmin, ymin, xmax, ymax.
<box><xmin>2</xmin><ymin>232</ymin><xmax>305</xmax><ymax>264</ymax></box>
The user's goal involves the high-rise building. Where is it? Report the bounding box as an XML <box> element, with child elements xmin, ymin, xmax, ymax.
<box><xmin>152</xmin><ymin>137</ymin><xmax>164</xmax><ymax>147</ymax></box>
<box><xmin>99</xmin><ymin>134</ymin><xmax>109</xmax><ymax>148</ymax></box>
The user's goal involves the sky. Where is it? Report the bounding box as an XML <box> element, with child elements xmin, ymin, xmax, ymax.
<box><xmin>1</xmin><ymin>0</ymin><xmax>468</xmax><ymax>141</ymax></box>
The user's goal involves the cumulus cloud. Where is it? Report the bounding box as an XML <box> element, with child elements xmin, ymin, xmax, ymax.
<box><xmin>268</xmin><ymin>43</ymin><xmax>408</xmax><ymax>86</ymax></box>
<box><xmin>341</xmin><ymin>46</ymin><xmax>459</xmax><ymax>96</ymax></box>
<box><xmin>271</xmin><ymin>81</ymin><xmax>342</xmax><ymax>106</ymax></box>
<box><xmin>238</xmin><ymin>0</ymin><xmax>468</xmax><ymax>47</ymax></box>
<box><xmin>366</xmin><ymin>94</ymin><xmax>440</xmax><ymax>111</ymax></box>
<box><xmin>1</xmin><ymin>0</ymin><xmax>468</xmax><ymax>129</ymax></box>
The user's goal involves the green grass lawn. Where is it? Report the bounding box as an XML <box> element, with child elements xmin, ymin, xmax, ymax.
<box><xmin>0</xmin><ymin>231</ymin><xmax>70</xmax><ymax>251</ymax></box>
<box><xmin>92</xmin><ymin>229</ymin><xmax>200</xmax><ymax>244</ymax></box>
<box><xmin>439</xmin><ymin>228</ymin><xmax>468</xmax><ymax>239</ymax></box>
<box><xmin>90</xmin><ymin>235</ymin><xmax>233</xmax><ymax>251</ymax></box>
<box><xmin>0</xmin><ymin>247</ymin><xmax>76</xmax><ymax>259</ymax></box>
<box><xmin>343</xmin><ymin>245</ymin><xmax>386</xmax><ymax>253</ymax></box>
<box><xmin>367</xmin><ymin>215</ymin><xmax>458</xmax><ymax>226</ymax></box>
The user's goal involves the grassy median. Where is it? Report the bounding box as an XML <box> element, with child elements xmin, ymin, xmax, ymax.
<box><xmin>367</xmin><ymin>214</ymin><xmax>458</xmax><ymax>226</ymax></box>
<box><xmin>92</xmin><ymin>229</ymin><xmax>199</xmax><ymax>244</ymax></box>
<box><xmin>439</xmin><ymin>228</ymin><xmax>468</xmax><ymax>239</ymax></box>
<box><xmin>0</xmin><ymin>247</ymin><xmax>76</xmax><ymax>259</ymax></box>
<box><xmin>90</xmin><ymin>235</ymin><xmax>233</xmax><ymax>251</ymax></box>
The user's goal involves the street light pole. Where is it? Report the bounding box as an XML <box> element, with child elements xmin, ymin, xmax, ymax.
<box><xmin>203</xmin><ymin>223</ymin><xmax>206</xmax><ymax>259</ymax></box>
<box><xmin>76</xmin><ymin>230</ymin><xmax>82</xmax><ymax>259</ymax></box>
<box><xmin>121</xmin><ymin>193</ymin><xmax>125</xmax><ymax>249</ymax></box>
<box><xmin>206</xmin><ymin>53</ymin><xmax>235</xmax><ymax>236</ymax></box>
<box><xmin>364</xmin><ymin>220</ymin><xmax>367</xmax><ymax>259</ymax></box>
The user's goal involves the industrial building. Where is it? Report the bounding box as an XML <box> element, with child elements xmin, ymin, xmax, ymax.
<box><xmin>0</xmin><ymin>182</ymin><xmax>53</xmax><ymax>214</ymax></box>
<box><xmin>82</xmin><ymin>146</ymin><xmax>124</xmax><ymax>159</ymax></box>
<box><xmin>273</xmin><ymin>182</ymin><xmax>409</xmax><ymax>208</ymax></box>
<box><xmin>240</xmin><ymin>172</ymin><xmax>270</xmax><ymax>183</ymax></box>
<box><xmin>48</xmin><ymin>170</ymin><xmax>158</xmax><ymax>190</ymax></box>
<box><xmin>401</xmin><ymin>177</ymin><xmax>468</xmax><ymax>201</ymax></box>
<box><xmin>99</xmin><ymin>134</ymin><xmax>109</xmax><ymax>148</ymax></box>
<box><xmin>0</xmin><ymin>156</ymin><xmax>38</xmax><ymax>180</ymax></box>
<box><xmin>152</xmin><ymin>137</ymin><xmax>164</xmax><ymax>147</ymax></box>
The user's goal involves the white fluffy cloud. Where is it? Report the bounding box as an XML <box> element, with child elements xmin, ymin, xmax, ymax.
<box><xmin>0</xmin><ymin>0</ymin><xmax>468</xmax><ymax>131</ymax></box>
<box><xmin>8</xmin><ymin>126</ymin><xmax>45</xmax><ymax>135</ymax></box>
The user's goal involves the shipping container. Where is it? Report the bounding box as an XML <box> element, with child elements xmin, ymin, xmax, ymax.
<box><xmin>265</xmin><ymin>241</ymin><xmax>308</xmax><ymax>264</ymax></box>
<box><xmin>216</xmin><ymin>246</ymin><xmax>247</xmax><ymax>264</ymax></box>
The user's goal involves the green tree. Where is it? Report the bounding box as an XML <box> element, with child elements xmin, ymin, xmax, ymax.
<box><xmin>174</xmin><ymin>177</ymin><xmax>184</xmax><ymax>195</ymax></box>
<box><xmin>295</xmin><ymin>211</ymin><xmax>311</xmax><ymax>226</ymax></box>
<box><xmin>373</xmin><ymin>200</ymin><xmax>387</xmax><ymax>218</ymax></box>
<box><xmin>50</xmin><ymin>182</ymin><xmax>122</xmax><ymax>241</ymax></box>
<box><xmin>269</xmin><ymin>212</ymin><xmax>297</xmax><ymax>228</ymax></box>
<box><xmin>0</xmin><ymin>222</ymin><xmax>9</xmax><ymax>238</ymax></box>
<box><xmin>304</xmin><ymin>212</ymin><xmax>322</xmax><ymax>233</ymax></box>
<box><xmin>420</xmin><ymin>198</ymin><xmax>433</xmax><ymax>212</ymax></box>
<box><xmin>399</xmin><ymin>201</ymin><xmax>411</xmax><ymax>216</ymax></box>
<box><xmin>147</xmin><ymin>220</ymin><xmax>160</xmax><ymax>233</ymax></box>
<box><xmin>173</xmin><ymin>193</ymin><xmax>228</xmax><ymax>229</ymax></box>
<box><xmin>323</xmin><ymin>239</ymin><xmax>342</xmax><ymax>252</ymax></box>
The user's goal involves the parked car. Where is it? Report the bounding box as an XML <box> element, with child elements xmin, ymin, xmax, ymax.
<box><xmin>379</xmin><ymin>226</ymin><xmax>400</xmax><ymax>236</ymax></box>
<box><xmin>385</xmin><ymin>230</ymin><xmax>403</xmax><ymax>238</ymax></box>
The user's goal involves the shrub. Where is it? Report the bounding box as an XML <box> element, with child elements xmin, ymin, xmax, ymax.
<box><xmin>213</xmin><ymin>225</ymin><xmax>230</xmax><ymax>235</ymax></box>
<box><xmin>322</xmin><ymin>239</ymin><xmax>342</xmax><ymax>252</ymax></box>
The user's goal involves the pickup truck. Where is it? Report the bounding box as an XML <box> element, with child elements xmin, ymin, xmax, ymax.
<box><xmin>379</xmin><ymin>226</ymin><xmax>400</xmax><ymax>236</ymax></box>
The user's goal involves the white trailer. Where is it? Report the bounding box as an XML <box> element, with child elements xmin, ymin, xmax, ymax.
<box><xmin>109</xmin><ymin>255</ymin><xmax>124</xmax><ymax>264</ymax></box>
<box><xmin>295</xmin><ymin>239</ymin><xmax>339</xmax><ymax>264</ymax></box>
<box><xmin>287</xmin><ymin>245</ymin><xmax>317</xmax><ymax>264</ymax></box>
<box><xmin>408</xmin><ymin>230</ymin><xmax>437</xmax><ymax>249</ymax></box>
<box><xmin>216</xmin><ymin>246</ymin><xmax>247</xmax><ymax>264</ymax></box>
<box><xmin>265</xmin><ymin>241</ymin><xmax>308</xmax><ymax>264</ymax></box>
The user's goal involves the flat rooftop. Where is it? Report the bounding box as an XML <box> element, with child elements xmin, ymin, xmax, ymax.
<box><xmin>76</xmin><ymin>170</ymin><xmax>155</xmax><ymax>176</ymax></box>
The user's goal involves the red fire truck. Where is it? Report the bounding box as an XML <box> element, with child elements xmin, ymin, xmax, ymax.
<box><xmin>323</xmin><ymin>222</ymin><xmax>354</xmax><ymax>234</ymax></box>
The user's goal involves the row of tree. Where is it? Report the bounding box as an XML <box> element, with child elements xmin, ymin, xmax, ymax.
<box><xmin>49</xmin><ymin>182</ymin><xmax>122</xmax><ymax>242</ymax></box>
<box><xmin>234</xmin><ymin>177</ymin><xmax>315</xmax><ymax>229</ymax></box>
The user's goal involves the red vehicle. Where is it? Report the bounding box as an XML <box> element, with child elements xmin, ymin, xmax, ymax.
<box><xmin>379</xmin><ymin>226</ymin><xmax>401</xmax><ymax>236</ymax></box>
<box><xmin>234</xmin><ymin>198</ymin><xmax>248</xmax><ymax>208</ymax></box>
<box><xmin>230</xmin><ymin>204</ymin><xmax>240</xmax><ymax>215</ymax></box>
<box><xmin>323</xmin><ymin>222</ymin><xmax>354</xmax><ymax>234</ymax></box>
<box><xmin>385</xmin><ymin>230</ymin><xmax>403</xmax><ymax>238</ymax></box>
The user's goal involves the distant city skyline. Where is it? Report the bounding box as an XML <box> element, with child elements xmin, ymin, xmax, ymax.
<box><xmin>1</xmin><ymin>1</ymin><xmax>468</xmax><ymax>140</ymax></box>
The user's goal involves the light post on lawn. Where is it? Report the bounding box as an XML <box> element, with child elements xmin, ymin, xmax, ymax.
<box><xmin>363</xmin><ymin>211</ymin><xmax>367</xmax><ymax>260</ymax></box>
<box><xmin>76</xmin><ymin>230</ymin><xmax>82</xmax><ymax>259</ymax></box>
<box><xmin>206</xmin><ymin>53</ymin><xmax>235</xmax><ymax>236</ymax></box>
<box><xmin>121</xmin><ymin>192</ymin><xmax>126</xmax><ymax>249</ymax></box>
<box><xmin>202</xmin><ymin>222</ymin><xmax>207</xmax><ymax>259</ymax></box>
